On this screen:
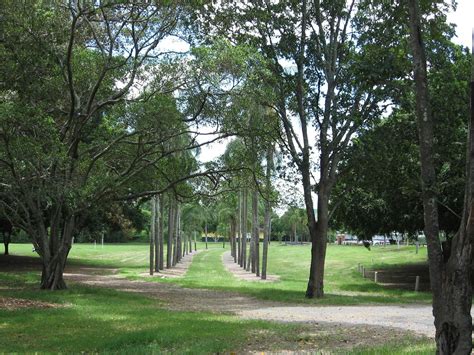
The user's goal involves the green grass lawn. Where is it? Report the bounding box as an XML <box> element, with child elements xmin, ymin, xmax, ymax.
<box><xmin>1</xmin><ymin>242</ymin><xmax>435</xmax><ymax>353</ymax></box>
<box><xmin>175</xmin><ymin>243</ymin><xmax>432</xmax><ymax>304</ymax></box>
<box><xmin>0</xmin><ymin>272</ymin><xmax>311</xmax><ymax>353</ymax></box>
<box><xmin>0</xmin><ymin>273</ymin><xmax>434</xmax><ymax>354</ymax></box>
<box><xmin>8</xmin><ymin>242</ymin><xmax>432</xmax><ymax>304</ymax></box>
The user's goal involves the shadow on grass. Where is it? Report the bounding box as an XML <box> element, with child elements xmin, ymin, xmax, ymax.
<box><xmin>0</xmin><ymin>278</ymin><xmax>304</xmax><ymax>354</ymax></box>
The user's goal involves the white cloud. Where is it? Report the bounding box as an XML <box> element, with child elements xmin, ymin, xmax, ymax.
<box><xmin>447</xmin><ymin>0</ymin><xmax>473</xmax><ymax>48</ymax></box>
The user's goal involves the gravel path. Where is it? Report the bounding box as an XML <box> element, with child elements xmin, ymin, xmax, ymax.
<box><xmin>139</xmin><ymin>250</ymin><xmax>201</xmax><ymax>279</ymax></box>
<box><xmin>239</xmin><ymin>305</ymin><xmax>436</xmax><ymax>338</ymax></box>
<box><xmin>63</xmin><ymin>264</ymin><xmax>443</xmax><ymax>338</ymax></box>
<box><xmin>222</xmin><ymin>251</ymin><xmax>280</xmax><ymax>282</ymax></box>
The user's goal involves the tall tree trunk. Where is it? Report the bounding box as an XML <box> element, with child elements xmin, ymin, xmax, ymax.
<box><xmin>262</xmin><ymin>200</ymin><xmax>270</xmax><ymax>279</ymax></box>
<box><xmin>184</xmin><ymin>233</ymin><xmax>188</xmax><ymax>256</ymax></box>
<box><xmin>262</xmin><ymin>146</ymin><xmax>273</xmax><ymax>280</ymax></box>
<box><xmin>304</xmin><ymin>163</ymin><xmax>323</xmax><ymax>298</ymax></box>
<box><xmin>173</xmin><ymin>203</ymin><xmax>179</xmax><ymax>265</ymax></box>
<box><xmin>149</xmin><ymin>197</ymin><xmax>156</xmax><ymax>276</ymax></box>
<box><xmin>241</xmin><ymin>188</ymin><xmax>248</xmax><ymax>270</ymax></box>
<box><xmin>237</xmin><ymin>191</ymin><xmax>241</xmax><ymax>264</ymax></box>
<box><xmin>231</xmin><ymin>217</ymin><xmax>237</xmax><ymax>260</ymax></box>
<box><xmin>408</xmin><ymin>1</ymin><xmax>473</xmax><ymax>352</ymax></box>
<box><xmin>159</xmin><ymin>197</ymin><xmax>165</xmax><ymax>270</ymax></box>
<box><xmin>188</xmin><ymin>232</ymin><xmax>193</xmax><ymax>254</ymax></box>
<box><xmin>154</xmin><ymin>195</ymin><xmax>160</xmax><ymax>272</ymax></box>
<box><xmin>247</xmin><ymin>232</ymin><xmax>253</xmax><ymax>272</ymax></box>
<box><xmin>194</xmin><ymin>230</ymin><xmax>197</xmax><ymax>251</ymax></box>
<box><xmin>252</xmin><ymin>189</ymin><xmax>259</xmax><ymax>276</ymax></box>
<box><xmin>229</xmin><ymin>219</ymin><xmax>234</xmax><ymax>256</ymax></box>
<box><xmin>167</xmin><ymin>196</ymin><xmax>174</xmax><ymax>269</ymax></box>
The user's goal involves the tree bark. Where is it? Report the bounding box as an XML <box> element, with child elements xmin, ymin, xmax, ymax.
<box><xmin>159</xmin><ymin>196</ymin><xmax>164</xmax><ymax>270</ymax></box>
<box><xmin>408</xmin><ymin>1</ymin><xmax>473</xmax><ymax>353</ymax></box>
<box><xmin>304</xmin><ymin>161</ymin><xmax>323</xmax><ymax>298</ymax></box>
<box><xmin>252</xmin><ymin>188</ymin><xmax>259</xmax><ymax>276</ymax></box>
<box><xmin>167</xmin><ymin>195</ymin><xmax>174</xmax><ymax>269</ymax></box>
<box><xmin>154</xmin><ymin>195</ymin><xmax>160</xmax><ymax>272</ymax></box>
<box><xmin>40</xmin><ymin>215</ymin><xmax>75</xmax><ymax>290</ymax></box>
<box><xmin>149</xmin><ymin>197</ymin><xmax>155</xmax><ymax>275</ymax></box>
<box><xmin>237</xmin><ymin>191</ymin><xmax>241</xmax><ymax>264</ymax></box>
<box><xmin>194</xmin><ymin>230</ymin><xmax>197</xmax><ymax>251</ymax></box>
<box><xmin>174</xmin><ymin>203</ymin><xmax>180</xmax><ymax>265</ymax></box>
<box><xmin>3</xmin><ymin>232</ymin><xmax>11</xmax><ymax>256</ymax></box>
<box><xmin>241</xmin><ymin>188</ymin><xmax>248</xmax><ymax>269</ymax></box>
<box><xmin>262</xmin><ymin>146</ymin><xmax>273</xmax><ymax>280</ymax></box>
<box><xmin>0</xmin><ymin>219</ymin><xmax>12</xmax><ymax>256</ymax></box>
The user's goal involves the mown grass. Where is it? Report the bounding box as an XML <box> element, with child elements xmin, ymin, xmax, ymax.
<box><xmin>174</xmin><ymin>243</ymin><xmax>432</xmax><ymax>305</ymax></box>
<box><xmin>9</xmin><ymin>242</ymin><xmax>432</xmax><ymax>305</ymax></box>
<box><xmin>0</xmin><ymin>272</ymin><xmax>311</xmax><ymax>353</ymax></box>
<box><xmin>1</xmin><ymin>243</ymin><xmax>435</xmax><ymax>353</ymax></box>
<box><xmin>0</xmin><ymin>277</ymin><xmax>434</xmax><ymax>354</ymax></box>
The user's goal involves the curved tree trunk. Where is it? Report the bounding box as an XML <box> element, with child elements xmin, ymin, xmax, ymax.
<box><xmin>40</xmin><ymin>216</ymin><xmax>75</xmax><ymax>290</ymax></box>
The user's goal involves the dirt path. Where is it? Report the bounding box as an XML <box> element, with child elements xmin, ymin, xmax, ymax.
<box><xmin>139</xmin><ymin>250</ymin><xmax>201</xmax><ymax>279</ymax></box>
<box><xmin>238</xmin><ymin>305</ymin><xmax>436</xmax><ymax>337</ymax></box>
<box><xmin>222</xmin><ymin>251</ymin><xmax>280</xmax><ymax>282</ymax></box>
<box><xmin>64</xmin><ymin>265</ymin><xmax>441</xmax><ymax>339</ymax></box>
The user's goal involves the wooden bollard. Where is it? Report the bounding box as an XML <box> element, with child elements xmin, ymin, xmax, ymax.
<box><xmin>362</xmin><ymin>266</ymin><xmax>365</xmax><ymax>278</ymax></box>
<box><xmin>415</xmin><ymin>276</ymin><xmax>420</xmax><ymax>292</ymax></box>
<box><xmin>374</xmin><ymin>271</ymin><xmax>378</xmax><ymax>283</ymax></box>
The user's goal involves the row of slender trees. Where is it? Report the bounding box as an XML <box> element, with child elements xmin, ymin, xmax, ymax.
<box><xmin>148</xmin><ymin>194</ymin><xmax>200</xmax><ymax>275</ymax></box>
<box><xmin>1</xmin><ymin>1</ymin><xmax>473</xmax><ymax>352</ymax></box>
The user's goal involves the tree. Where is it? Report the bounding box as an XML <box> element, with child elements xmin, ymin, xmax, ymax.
<box><xmin>0</xmin><ymin>218</ymin><xmax>12</xmax><ymax>255</ymax></box>
<box><xmin>197</xmin><ymin>0</ymin><xmax>395</xmax><ymax>297</ymax></box>
<box><xmin>149</xmin><ymin>197</ymin><xmax>156</xmax><ymax>275</ymax></box>
<box><xmin>0</xmin><ymin>2</ymin><xmax>236</xmax><ymax>289</ymax></box>
<box><xmin>332</xmin><ymin>35</ymin><xmax>470</xmax><ymax>241</ymax></box>
<box><xmin>261</xmin><ymin>145</ymin><xmax>275</xmax><ymax>279</ymax></box>
<box><xmin>407</xmin><ymin>0</ymin><xmax>473</xmax><ymax>352</ymax></box>
<box><xmin>0</xmin><ymin>2</ymin><xmax>190</xmax><ymax>289</ymax></box>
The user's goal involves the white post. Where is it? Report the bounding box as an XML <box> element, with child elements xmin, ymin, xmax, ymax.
<box><xmin>415</xmin><ymin>275</ymin><xmax>420</xmax><ymax>292</ymax></box>
<box><xmin>101</xmin><ymin>232</ymin><xmax>104</xmax><ymax>248</ymax></box>
<box><xmin>94</xmin><ymin>240</ymin><xmax>96</xmax><ymax>249</ymax></box>
<box><xmin>374</xmin><ymin>271</ymin><xmax>378</xmax><ymax>283</ymax></box>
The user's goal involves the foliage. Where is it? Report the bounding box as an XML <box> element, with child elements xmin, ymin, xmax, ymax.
<box><xmin>332</xmin><ymin>42</ymin><xmax>470</xmax><ymax>238</ymax></box>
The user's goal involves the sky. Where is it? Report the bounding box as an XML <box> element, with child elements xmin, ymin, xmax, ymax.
<box><xmin>447</xmin><ymin>0</ymin><xmax>473</xmax><ymax>48</ymax></box>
